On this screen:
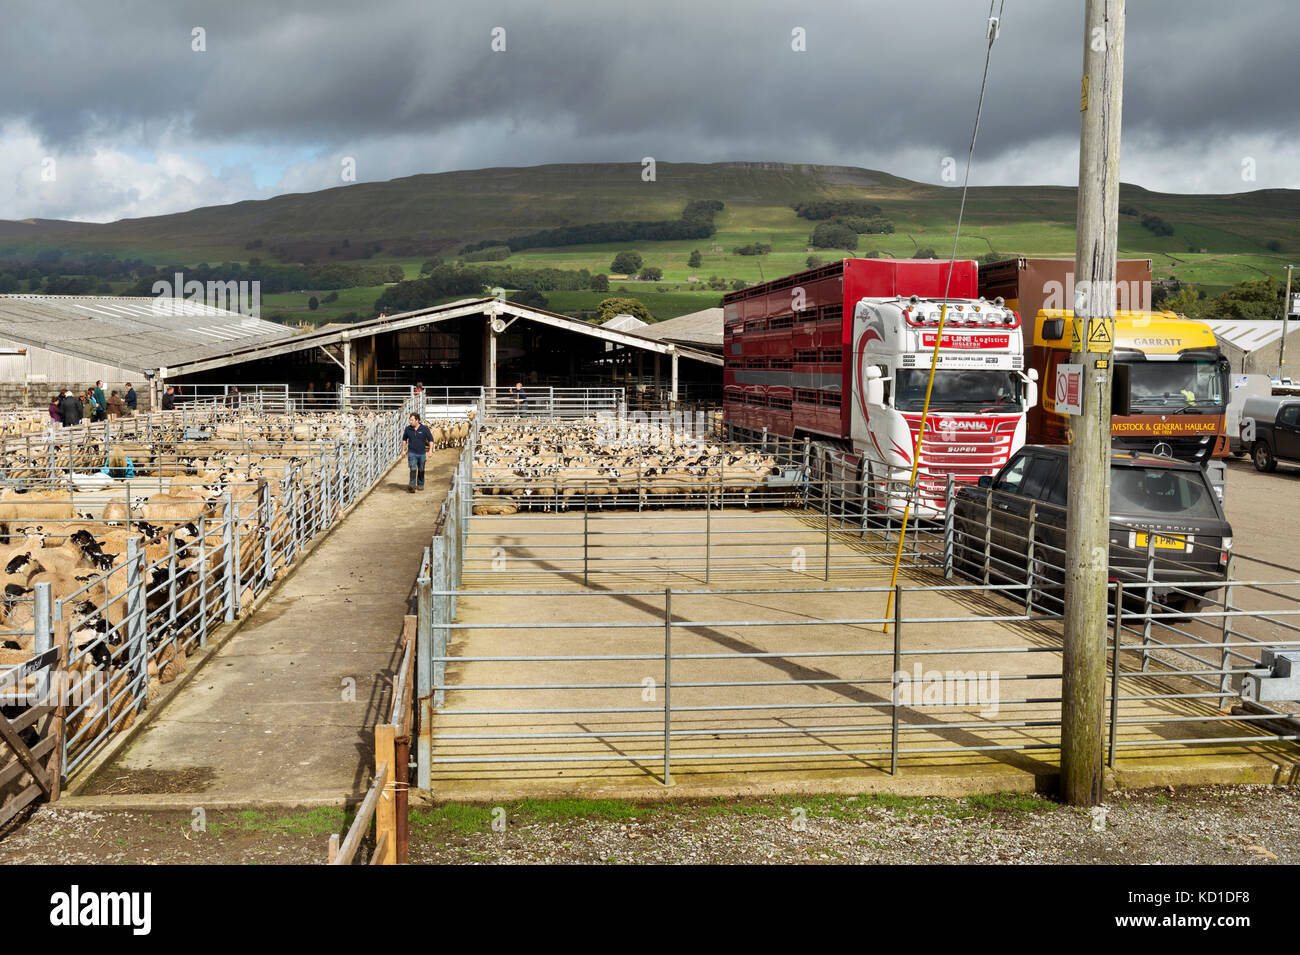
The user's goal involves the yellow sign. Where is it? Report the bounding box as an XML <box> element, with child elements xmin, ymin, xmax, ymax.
<box><xmin>1070</xmin><ymin>318</ymin><xmax>1082</xmax><ymax>350</ymax></box>
<box><xmin>1087</xmin><ymin>318</ymin><xmax>1113</xmax><ymax>351</ymax></box>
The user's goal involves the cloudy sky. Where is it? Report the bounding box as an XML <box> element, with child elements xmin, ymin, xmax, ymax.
<box><xmin>2</xmin><ymin>0</ymin><xmax>1295</xmax><ymax>223</ymax></box>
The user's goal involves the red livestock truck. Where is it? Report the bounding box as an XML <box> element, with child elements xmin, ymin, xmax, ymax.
<box><xmin>723</xmin><ymin>258</ymin><xmax>1037</xmax><ymax>516</ymax></box>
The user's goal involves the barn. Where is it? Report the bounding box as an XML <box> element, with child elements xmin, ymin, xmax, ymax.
<box><xmin>0</xmin><ymin>294</ymin><xmax>292</xmax><ymax>409</ymax></box>
<box><xmin>0</xmin><ymin>294</ymin><xmax>723</xmax><ymax>407</ymax></box>
<box><xmin>1206</xmin><ymin>319</ymin><xmax>1300</xmax><ymax>377</ymax></box>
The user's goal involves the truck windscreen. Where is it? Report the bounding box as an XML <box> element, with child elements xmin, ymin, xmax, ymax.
<box><xmin>1123</xmin><ymin>360</ymin><xmax>1225</xmax><ymax>411</ymax></box>
<box><xmin>894</xmin><ymin>369</ymin><xmax>1023</xmax><ymax>413</ymax></box>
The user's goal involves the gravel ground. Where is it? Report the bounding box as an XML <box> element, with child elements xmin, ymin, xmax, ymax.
<box><xmin>0</xmin><ymin>784</ymin><xmax>1295</xmax><ymax>865</ymax></box>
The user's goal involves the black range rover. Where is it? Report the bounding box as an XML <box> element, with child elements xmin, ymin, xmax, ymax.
<box><xmin>953</xmin><ymin>446</ymin><xmax>1232</xmax><ymax>609</ymax></box>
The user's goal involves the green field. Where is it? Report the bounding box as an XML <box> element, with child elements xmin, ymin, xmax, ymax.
<box><xmin>2</xmin><ymin>162</ymin><xmax>1295</xmax><ymax>324</ymax></box>
<box><xmin>259</xmin><ymin>284</ymin><xmax>390</xmax><ymax>324</ymax></box>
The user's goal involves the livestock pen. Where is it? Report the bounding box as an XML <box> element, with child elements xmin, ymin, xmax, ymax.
<box><xmin>395</xmin><ymin>412</ymin><xmax>1300</xmax><ymax>796</ymax></box>
<box><xmin>0</xmin><ymin>394</ymin><xmax>465</xmax><ymax>816</ymax></box>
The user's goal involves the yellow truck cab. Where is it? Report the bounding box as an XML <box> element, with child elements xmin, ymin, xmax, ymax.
<box><xmin>1031</xmin><ymin>308</ymin><xmax>1230</xmax><ymax>465</ymax></box>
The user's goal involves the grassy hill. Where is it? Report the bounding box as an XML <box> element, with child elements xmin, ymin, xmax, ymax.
<box><xmin>2</xmin><ymin>162</ymin><xmax>1296</xmax><ymax>321</ymax></box>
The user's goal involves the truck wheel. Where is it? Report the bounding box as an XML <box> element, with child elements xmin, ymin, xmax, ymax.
<box><xmin>1253</xmin><ymin>441</ymin><xmax>1277</xmax><ymax>473</ymax></box>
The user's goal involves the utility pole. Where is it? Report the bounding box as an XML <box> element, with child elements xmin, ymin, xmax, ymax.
<box><xmin>1280</xmin><ymin>264</ymin><xmax>1294</xmax><ymax>378</ymax></box>
<box><xmin>1061</xmin><ymin>0</ymin><xmax>1124</xmax><ymax>807</ymax></box>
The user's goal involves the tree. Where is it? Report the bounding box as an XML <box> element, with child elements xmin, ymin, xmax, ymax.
<box><xmin>688</xmin><ymin>249</ymin><xmax>702</xmax><ymax>269</ymax></box>
<box><xmin>638</xmin><ymin>266</ymin><xmax>663</xmax><ymax>281</ymax></box>
<box><xmin>805</xmin><ymin>255</ymin><xmax>822</xmax><ymax>269</ymax></box>
<box><xmin>509</xmin><ymin>289</ymin><xmax>549</xmax><ymax>308</ymax></box>
<box><xmin>1161</xmin><ymin>287</ymin><xmax>1204</xmax><ymax>319</ymax></box>
<box><xmin>307</xmin><ymin>296</ymin><xmax>320</xmax><ymax>310</ymax></box>
<box><xmin>731</xmin><ymin>279</ymin><xmax>748</xmax><ymax>290</ymax></box>
<box><xmin>1266</xmin><ymin>239</ymin><xmax>1283</xmax><ymax>253</ymax></box>
<box><xmin>1203</xmin><ymin>276</ymin><xmax>1285</xmax><ymax>322</ymax></box>
<box><xmin>386</xmin><ymin>265</ymin><xmax>405</xmax><ymax>282</ymax></box>
<box><xmin>610</xmin><ymin>251</ymin><xmax>643</xmax><ymax>275</ymax></box>
<box><xmin>809</xmin><ymin>221</ymin><xmax>858</xmax><ymax>250</ymax></box>
<box><xmin>595</xmin><ymin>297</ymin><xmax>653</xmax><ymax>324</ymax></box>
<box><xmin>0</xmin><ymin>274</ymin><xmax>17</xmax><ymax>293</ymax></box>
<box><xmin>590</xmin><ymin>273</ymin><xmax>609</xmax><ymax>292</ymax></box>
<box><xmin>912</xmin><ymin>247</ymin><xmax>938</xmax><ymax>259</ymax></box>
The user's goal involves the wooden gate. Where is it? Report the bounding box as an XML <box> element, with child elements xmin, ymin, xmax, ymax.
<box><xmin>0</xmin><ymin>625</ymin><xmax>68</xmax><ymax>831</ymax></box>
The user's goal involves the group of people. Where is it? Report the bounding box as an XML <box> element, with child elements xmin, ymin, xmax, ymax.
<box><xmin>47</xmin><ymin>381</ymin><xmax>137</xmax><ymax>427</ymax></box>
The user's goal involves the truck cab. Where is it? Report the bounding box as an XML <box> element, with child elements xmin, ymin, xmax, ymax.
<box><xmin>852</xmin><ymin>295</ymin><xmax>1038</xmax><ymax>515</ymax></box>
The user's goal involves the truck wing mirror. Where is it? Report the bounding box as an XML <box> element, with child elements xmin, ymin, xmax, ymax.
<box><xmin>863</xmin><ymin>365</ymin><xmax>884</xmax><ymax>405</ymax></box>
<box><xmin>1042</xmin><ymin>318</ymin><xmax>1065</xmax><ymax>340</ymax></box>
<box><xmin>978</xmin><ymin>476</ymin><xmax>993</xmax><ymax>489</ymax></box>
<box><xmin>1111</xmin><ymin>363</ymin><xmax>1131</xmax><ymax>417</ymax></box>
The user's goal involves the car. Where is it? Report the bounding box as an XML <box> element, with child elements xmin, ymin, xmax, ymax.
<box><xmin>952</xmin><ymin>445</ymin><xmax>1233</xmax><ymax>611</ymax></box>
<box><xmin>1241</xmin><ymin>394</ymin><xmax>1300</xmax><ymax>473</ymax></box>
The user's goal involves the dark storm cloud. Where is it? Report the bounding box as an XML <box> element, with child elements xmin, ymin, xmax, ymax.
<box><xmin>1</xmin><ymin>0</ymin><xmax>1296</xmax><ymax>183</ymax></box>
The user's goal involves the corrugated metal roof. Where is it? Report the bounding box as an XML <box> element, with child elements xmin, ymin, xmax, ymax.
<box><xmin>1206</xmin><ymin>320</ymin><xmax>1294</xmax><ymax>354</ymax></box>
<box><xmin>0</xmin><ymin>295</ymin><xmax>293</xmax><ymax>372</ymax></box>
<box><xmin>602</xmin><ymin>313</ymin><xmax>649</xmax><ymax>332</ymax></box>
<box><xmin>633</xmin><ymin>307</ymin><xmax>723</xmax><ymax>349</ymax></box>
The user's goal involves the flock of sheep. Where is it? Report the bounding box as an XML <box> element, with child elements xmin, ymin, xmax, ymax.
<box><xmin>471</xmin><ymin>419</ymin><xmax>782</xmax><ymax>514</ymax></box>
<box><xmin>0</xmin><ymin>409</ymin><xmax>391</xmax><ymax>748</ymax></box>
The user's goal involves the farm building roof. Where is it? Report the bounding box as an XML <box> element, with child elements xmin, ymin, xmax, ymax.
<box><xmin>633</xmin><ymin>307</ymin><xmax>723</xmax><ymax>350</ymax></box>
<box><xmin>1204</xmin><ymin>319</ymin><xmax>1291</xmax><ymax>354</ymax></box>
<box><xmin>0</xmin><ymin>294</ymin><xmax>293</xmax><ymax>372</ymax></box>
<box><xmin>159</xmin><ymin>297</ymin><xmax>722</xmax><ymax>376</ymax></box>
<box><xmin>601</xmin><ymin>313</ymin><xmax>649</xmax><ymax>332</ymax></box>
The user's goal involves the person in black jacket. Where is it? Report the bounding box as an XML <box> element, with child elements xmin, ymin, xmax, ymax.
<box><xmin>161</xmin><ymin>386</ymin><xmax>176</xmax><ymax>411</ymax></box>
<box><xmin>124</xmin><ymin>382</ymin><xmax>137</xmax><ymax>411</ymax></box>
<box><xmin>400</xmin><ymin>413</ymin><xmax>435</xmax><ymax>492</ymax></box>
<box><xmin>58</xmin><ymin>389</ymin><xmax>82</xmax><ymax>427</ymax></box>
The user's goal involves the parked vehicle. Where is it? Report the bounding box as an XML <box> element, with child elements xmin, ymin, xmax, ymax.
<box><xmin>722</xmin><ymin>258</ymin><xmax>1037</xmax><ymax>517</ymax></box>
<box><xmin>1227</xmin><ymin>375</ymin><xmax>1273</xmax><ymax>455</ymax></box>
<box><xmin>1241</xmin><ymin>394</ymin><xmax>1300</xmax><ymax>472</ymax></box>
<box><xmin>952</xmin><ymin>446</ymin><xmax>1233</xmax><ymax>610</ymax></box>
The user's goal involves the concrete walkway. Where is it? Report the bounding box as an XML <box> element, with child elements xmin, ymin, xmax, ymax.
<box><xmin>67</xmin><ymin>450</ymin><xmax>461</xmax><ymax>808</ymax></box>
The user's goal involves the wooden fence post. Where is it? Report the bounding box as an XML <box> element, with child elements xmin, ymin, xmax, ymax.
<box><xmin>373</xmin><ymin>723</ymin><xmax>397</xmax><ymax>865</ymax></box>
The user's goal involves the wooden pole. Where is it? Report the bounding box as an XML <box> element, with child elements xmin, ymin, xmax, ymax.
<box><xmin>373</xmin><ymin>723</ymin><xmax>397</xmax><ymax>864</ymax></box>
<box><xmin>1061</xmin><ymin>0</ymin><xmax>1124</xmax><ymax>807</ymax></box>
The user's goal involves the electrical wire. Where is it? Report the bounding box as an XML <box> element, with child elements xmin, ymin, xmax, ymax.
<box><xmin>885</xmin><ymin>0</ymin><xmax>1007</xmax><ymax>629</ymax></box>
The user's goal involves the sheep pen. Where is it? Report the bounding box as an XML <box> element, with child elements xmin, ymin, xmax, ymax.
<box><xmin>471</xmin><ymin>417</ymin><xmax>807</xmax><ymax>514</ymax></box>
<box><xmin>0</xmin><ymin>402</ymin><xmax>440</xmax><ymax>777</ymax></box>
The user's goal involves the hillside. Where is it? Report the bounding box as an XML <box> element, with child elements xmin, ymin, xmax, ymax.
<box><xmin>2</xmin><ymin>161</ymin><xmax>1296</xmax><ymax>322</ymax></box>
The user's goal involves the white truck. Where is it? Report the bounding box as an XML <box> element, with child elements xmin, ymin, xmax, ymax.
<box><xmin>852</xmin><ymin>295</ymin><xmax>1039</xmax><ymax>518</ymax></box>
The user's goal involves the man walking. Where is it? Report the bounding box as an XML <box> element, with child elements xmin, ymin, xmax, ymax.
<box><xmin>400</xmin><ymin>413</ymin><xmax>434</xmax><ymax>493</ymax></box>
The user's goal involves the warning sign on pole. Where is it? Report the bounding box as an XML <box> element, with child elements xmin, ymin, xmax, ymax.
<box><xmin>1055</xmin><ymin>363</ymin><xmax>1084</xmax><ymax>415</ymax></box>
<box><xmin>1086</xmin><ymin>317</ymin><xmax>1114</xmax><ymax>351</ymax></box>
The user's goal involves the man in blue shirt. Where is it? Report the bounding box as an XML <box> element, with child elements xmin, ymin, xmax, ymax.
<box><xmin>124</xmin><ymin>382</ymin><xmax>138</xmax><ymax>412</ymax></box>
<box><xmin>401</xmin><ymin>413</ymin><xmax>435</xmax><ymax>492</ymax></box>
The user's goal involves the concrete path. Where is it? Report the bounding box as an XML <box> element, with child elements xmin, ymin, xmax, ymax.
<box><xmin>68</xmin><ymin>451</ymin><xmax>461</xmax><ymax>808</ymax></box>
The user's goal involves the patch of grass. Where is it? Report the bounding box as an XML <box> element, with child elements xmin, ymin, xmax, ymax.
<box><xmin>203</xmin><ymin>807</ymin><xmax>347</xmax><ymax>839</ymax></box>
<box><xmin>965</xmin><ymin>791</ymin><xmax>1057</xmax><ymax>814</ymax></box>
